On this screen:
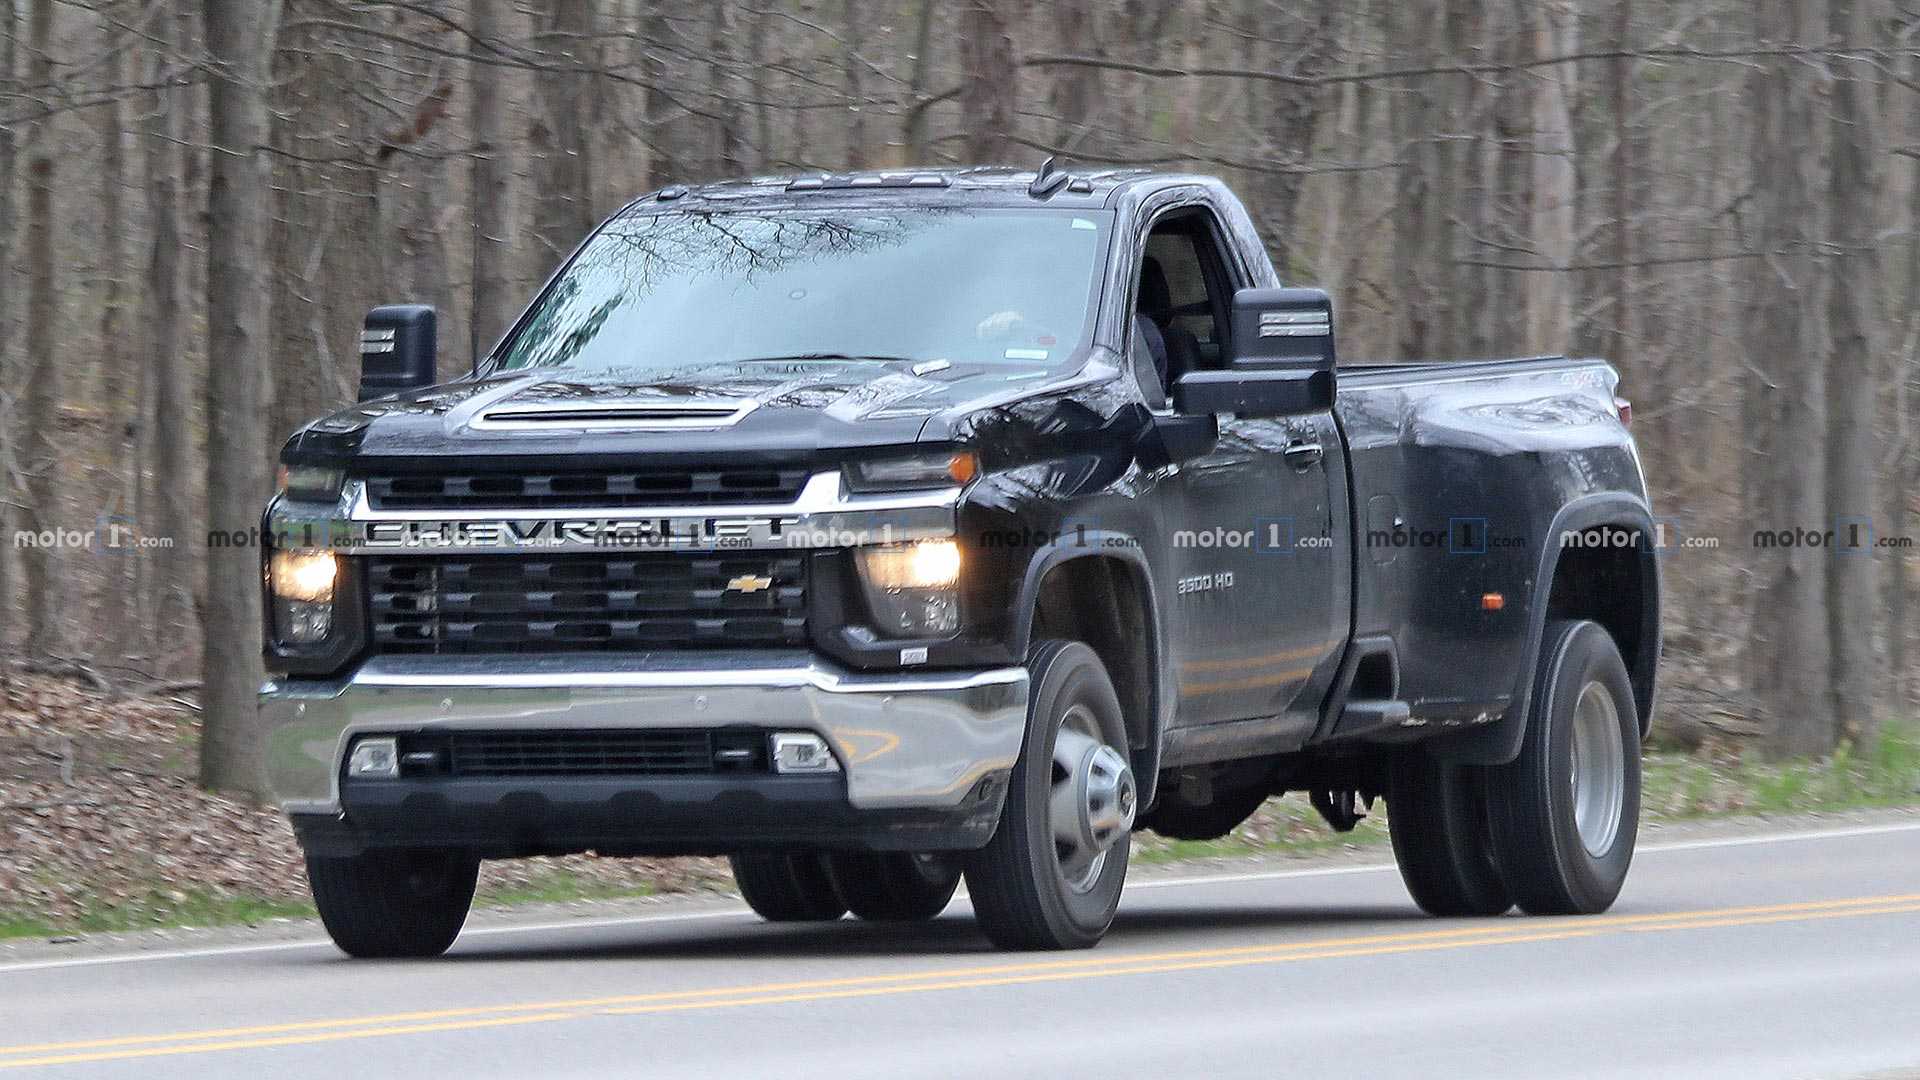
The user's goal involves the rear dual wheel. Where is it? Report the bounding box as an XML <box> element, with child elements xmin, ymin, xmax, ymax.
<box><xmin>1389</xmin><ymin>619</ymin><xmax>1641</xmax><ymax>918</ymax></box>
<box><xmin>1487</xmin><ymin>619</ymin><xmax>1641</xmax><ymax>915</ymax></box>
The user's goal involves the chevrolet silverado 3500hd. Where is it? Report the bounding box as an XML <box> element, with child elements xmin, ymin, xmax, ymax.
<box><xmin>261</xmin><ymin>165</ymin><xmax>1659</xmax><ymax>956</ymax></box>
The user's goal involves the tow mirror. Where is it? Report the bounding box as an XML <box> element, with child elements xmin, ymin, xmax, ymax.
<box><xmin>1173</xmin><ymin>287</ymin><xmax>1335</xmax><ymax>418</ymax></box>
<box><xmin>358</xmin><ymin>304</ymin><xmax>437</xmax><ymax>401</ymax></box>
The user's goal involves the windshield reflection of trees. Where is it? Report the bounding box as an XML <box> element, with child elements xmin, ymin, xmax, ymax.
<box><xmin>501</xmin><ymin>210</ymin><xmax>946</xmax><ymax>373</ymax></box>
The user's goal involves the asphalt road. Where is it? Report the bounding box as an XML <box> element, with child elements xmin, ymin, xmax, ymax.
<box><xmin>5</xmin><ymin>818</ymin><xmax>1920</xmax><ymax>1079</ymax></box>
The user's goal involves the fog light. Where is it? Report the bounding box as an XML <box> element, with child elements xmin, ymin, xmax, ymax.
<box><xmin>347</xmin><ymin>737</ymin><xmax>399</xmax><ymax>779</ymax></box>
<box><xmin>771</xmin><ymin>732</ymin><xmax>839</xmax><ymax>774</ymax></box>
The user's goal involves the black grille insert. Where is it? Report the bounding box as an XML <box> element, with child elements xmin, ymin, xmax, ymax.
<box><xmin>395</xmin><ymin>729</ymin><xmax>769</xmax><ymax>778</ymax></box>
<box><xmin>363</xmin><ymin>468</ymin><xmax>809</xmax><ymax>510</ymax></box>
<box><xmin>368</xmin><ymin>553</ymin><xmax>808</xmax><ymax>654</ymax></box>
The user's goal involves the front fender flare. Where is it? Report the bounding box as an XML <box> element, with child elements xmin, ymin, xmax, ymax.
<box><xmin>1008</xmin><ymin>534</ymin><xmax>1172</xmax><ymax>807</ymax></box>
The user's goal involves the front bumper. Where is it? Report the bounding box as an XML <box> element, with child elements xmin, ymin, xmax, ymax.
<box><xmin>261</xmin><ymin>652</ymin><xmax>1026</xmax><ymax>855</ymax></box>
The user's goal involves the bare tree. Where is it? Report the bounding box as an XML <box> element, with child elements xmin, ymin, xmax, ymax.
<box><xmin>140</xmin><ymin>4</ymin><xmax>194</xmax><ymax>666</ymax></box>
<box><xmin>841</xmin><ymin>0</ymin><xmax>866</xmax><ymax>169</ymax></box>
<box><xmin>532</xmin><ymin>0</ymin><xmax>598</xmax><ymax>262</ymax></box>
<box><xmin>1743</xmin><ymin>0</ymin><xmax>1832</xmax><ymax>757</ymax></box>
<box><xmin>1524</xmin><ymin>0</ymin><xmax>1576</xmax><ymax>354</ymax></box>
<box><xmin>19</xmin><ymin>0</ymin><xmax>60</xmax><ymax>655</ymax></box>
<box><xmin>469</xmin><ymin>0</ymin><xmax>514</xmax><ymax>360</ymax></box>
<box><xmin>200</xmin><ymin>0</ymin><xmax>283</xmax><ymax>794</ymax></box>
<box><xmin>0</xmin><ymin>0</ymin><xmax>20</xmax><ymax>639</ymax></box>
<box><xmin>959</xmin><ymin>0</ymin><xmax>1017</xmax><ymax>161</ymax></box>
<box><xmin>1824</xmin><ymin>0</ymin><xmax>1883</xmax><ymax>746</ymax></box>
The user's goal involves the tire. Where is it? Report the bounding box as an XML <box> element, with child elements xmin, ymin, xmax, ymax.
<box><xmin>306</xmin><ymin>848</ymin><xmax>479</xmax><ymax>959</ymax></box>
<box><xmin>729</xmin><ymin>851</ymin><xmax>848</xmax><ymax>922</ymax></box>
<box><xmin>1387</xmin><ymin>751</ymin><xmax>1511</xmax><ymax>916</ymax></box>
<box><xmin>965</xmin><ymin>640</ymin><xmax>1136</xmax><ymax>950</ymax></box>
<box><xmin>1487</xmin><ymin>619</ymin><xmax>1641</xmax><ymax>915</ymax></box>
<box><xmin>829</xmin><ymin>853</ymin><xmax>962</xmax><ymax>922</ymax></box>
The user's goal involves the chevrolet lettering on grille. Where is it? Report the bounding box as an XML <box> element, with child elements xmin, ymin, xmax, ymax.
<box><xmin>357</xmin><ymin>516</ymin><xmax>804</xmax><ymax>551</ymax></box>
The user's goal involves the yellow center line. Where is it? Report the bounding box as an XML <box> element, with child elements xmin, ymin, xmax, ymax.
<box><xmin>3</xmin><ymin>894</ymin><xmax>1917</xmax><ymax>1070</ymax></box>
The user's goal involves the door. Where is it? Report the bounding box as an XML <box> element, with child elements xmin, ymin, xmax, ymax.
<box><xmin>1130</xmin><ymin>200</ymin><xmax>1343</xmax><ymax>732</ymax></box>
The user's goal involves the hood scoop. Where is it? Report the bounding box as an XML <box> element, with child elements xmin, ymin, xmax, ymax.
<box><xmin>473</xmin><ymin>396</ymin><xmax>758</xmax><ymax>430</ymax></box>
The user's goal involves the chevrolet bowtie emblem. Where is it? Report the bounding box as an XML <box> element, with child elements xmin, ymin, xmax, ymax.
<box><xmin>726</xmin><ymin>574</ymin><xmax>774</xmax><ymax>594</ymax></box>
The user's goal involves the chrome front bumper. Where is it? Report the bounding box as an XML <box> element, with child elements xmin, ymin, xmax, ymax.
<box><xmin>260</xmin><ymin>652</ymin><xmax>1028</xmax><ymax>817</ymax></box>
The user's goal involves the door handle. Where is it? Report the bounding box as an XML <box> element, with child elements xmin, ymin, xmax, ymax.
<box><xmin>1283</xmin><ymin>441</ymin><xmax>1324</xmax><ymax>469</ymax></box>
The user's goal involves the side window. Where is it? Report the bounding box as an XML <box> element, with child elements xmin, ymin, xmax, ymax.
<box><xmin>1136</xmin><ymin>210</ymin><xmax>1237</xmax><ymax>381</ymax></box>
<box><xmin>1144</xmin><ymin>233</ymin><xmax>1215</xmax><ymax>346</ymax></box>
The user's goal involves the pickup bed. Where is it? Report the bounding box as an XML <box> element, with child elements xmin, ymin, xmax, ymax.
<box><xmin>262</xmin><ymin>165</ymin><xmax>1659</xmax><ymax>956</ymax></box>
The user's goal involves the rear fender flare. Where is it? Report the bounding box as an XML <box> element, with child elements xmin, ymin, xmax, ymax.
<box><xmin>1429</xmin><ymin>494</ymin><xmax>1659</xmax><ymax>765</ymax></box>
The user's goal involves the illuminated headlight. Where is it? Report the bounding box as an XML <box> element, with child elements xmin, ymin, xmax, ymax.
<box><xmin>269</xmin><ymin>549</ymin><xmax>338</xmax><ymax>644</ymax></box>
<box><xmin>844</xmin><ymin>451</ymin><xmax>977</xmax><ymax>492</ymax></box>
<box><xmin>855</xmin><ymin>541</ymin><xmax>961</xmax><ymax>637</ymax></box>
<box><xmin>276</xmin><ymin>464</ymin><xmax>345</xmax><ymax>502</ymax></box>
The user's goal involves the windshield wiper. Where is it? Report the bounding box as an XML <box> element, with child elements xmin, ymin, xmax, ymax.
<box><xmin>728</xmin><ymin>353</ymin><xmax>923</xmax><ymax>365</ymax></box>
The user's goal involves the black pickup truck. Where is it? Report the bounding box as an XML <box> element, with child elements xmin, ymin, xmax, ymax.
<box><xmin>261</xmin><ymin>165</ymin><xmax>1660</xmax><ymax>957</ymax></box>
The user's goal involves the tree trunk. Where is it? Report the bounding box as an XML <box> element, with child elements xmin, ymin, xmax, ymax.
<box><xmin>1525</xmin><ymin>0</ymin><xmax>1576</xmax><ymax>354</ymax></box>
<box><xmin>20</xmin><ymin>0</ymin><xmax>60</xmax><ymax>655</ymax></box>
<box><xmin>639</xmin><ymin>1</ymin><xmax>683</xmax><ymax>187</ymax></box>
<box><xmin>141</xmin><ymin>10</ymin><xmax>194</xmax><ymax>670</ymax></box>
<box><xmin>704</xmin><ymin>2</ymin><xmax>742</xmax><ymax>177</ymax></box>
<box><xmin>531</xmin><ymin>0</ymin><xmax>598</xmax><ymax>264</ymax></box>
<box><xmin>958</xmin><ymin>0</ymin><xmax>1017</xmax><ymax>162</ymax></box>
<box><xmin>93</xmin><ymin>17</ymin><xmax>129</xmax><ymax>416</ymax></box>
<box><xmin>902</xmin><ymin>0</ymin><xmax>937</xmax><ymax>163</ymax></box>
<box><xmin>0</xmin><ymin>0</ymin><xmax>19</xmax><ymax>642</ymax></box>
<box><xmin>1389</xmin><ymin>1</ymin><xmax>1439</xmax><ymax>358</ymax></box>
<box><xmin>1745</xmin><ymin>0</ymin><xmax>1832</xmax><ymax>758</ymax></box>
<box><xmin>1824</xmin><ymin>0</ymin><xmax>1883</xmax><ymax>745</ymax></box>
<box><xmin>469</xmin><ymin>0</ymin><xmax>514</xmax><ymax>361</ymax></box>
<box><xmin>842</xmin><ymin>0</ymin><xmax>866</xmax><ymax>169</ymax></box>
<box><xmin>199</xmin><ymin>0</ymin><xmax>281</xmax><ymax>795</ymax></box>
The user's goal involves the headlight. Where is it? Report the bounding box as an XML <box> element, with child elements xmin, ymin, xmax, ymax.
<box><xmin>844</xmin><ymin>451</ymin><xmax>977</xmax><ymax>492</ymax></box>
<box><xmin>277</xmin><ymin>464</ymin><xmax>345</xmax><ymax>502</ymax></box>
<box><xmin>856</xmin><ymin>541</ymin><xmax>962</xmax><ymax>637</ymax></box>
<box><xmin>269</xmin><ymin>549</ymin><xmax>338</xmax><ymax>643</ymax></box>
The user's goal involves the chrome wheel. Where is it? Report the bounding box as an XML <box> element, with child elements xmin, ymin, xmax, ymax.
<box><xmin>1048</xmin><ymin>704</ymin><xmax>1137</xmax><ymax>893</ymax></box>
<box><xmin>1569</xmin><ymin>679</ymin><xmax>1625</xmax><ymax>858</ymax></box>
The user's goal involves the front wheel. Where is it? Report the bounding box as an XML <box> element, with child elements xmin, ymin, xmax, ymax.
<box><xmin>829</xmin><ymin>853</ymin><xmax>962</xmax><ymax>922</ymax></box>
<box><xmin>306</xmin><ymin>848</ymin><xmax>479</xmax><ymax>959</ymax></box>
<box><xmin>729</xmin><ymin>851</ymin><xmax>848</xmax><ymax>922</ymax></box>
<box><xmin>965</xmin><ymin>640</ymin><xmax>1136</xmax><ymax>950</ymax></box>
<box><xmin>1487</xmin><ymin>619</ymin><xmax>1641</xmax><ymax>915</ymax></box>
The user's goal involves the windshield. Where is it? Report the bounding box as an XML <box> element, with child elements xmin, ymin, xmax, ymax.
<box><xmin>493</xmin><ymin>208</ymin><xmax>1110</xmax><ymax>375</ymax></box>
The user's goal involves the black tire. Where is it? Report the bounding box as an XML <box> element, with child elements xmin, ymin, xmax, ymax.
<box><xmin>1487</xmin><ymin>619</ymin><xmax>1641</xmax><ymax>915</ymax></box>
<box><xmin>828</xmin><ymin>853</ymin><xmax>962</xmax><ymax>922</ymax></box>
<box><xmin>965</xmin><ymin>640</ymin><xmax>1134</xmax><ymax>950</ymax></box>
<box><xmin>1387</xmin><ymin>751</ymin><xmax>1512</xmax><ymax>916</ymax></box>
<box><xmin>306</xmin><ymin>848</ymin><xmax>479</xmax><ymax>959</ymax></box>
<box><xmin>729</xmin><ymin>851</ymin><xmax>848</xmax><ymax>922</ymax></box>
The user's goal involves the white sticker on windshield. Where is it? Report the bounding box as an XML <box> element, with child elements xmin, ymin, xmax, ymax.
<box><xmin>1005</xmin><ymin>348</ymin><xmax>1049</xmax><ymax>360</ymax></box>
<box><xmin>1071</xmin><ymin>218</ymin><xmax>1098</xmax><ymax>230</ymax></box>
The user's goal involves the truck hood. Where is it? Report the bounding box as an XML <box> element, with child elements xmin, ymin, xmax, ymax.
<box><xmin>282</xmin><ymin>359</ymin><xmax>1071</xmax><ymax>466</ymax></box>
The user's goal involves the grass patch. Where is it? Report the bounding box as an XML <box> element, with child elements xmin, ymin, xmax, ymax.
<box><xmin>476</xmin><ymin>871</ymin><xmax>657</xmax><ymax>909</ymax></box>
<box><xmin>0</xmin><ymin>890</ymin><xmax>317</xmax><ymax>940</ymax></box>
